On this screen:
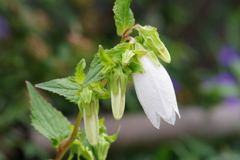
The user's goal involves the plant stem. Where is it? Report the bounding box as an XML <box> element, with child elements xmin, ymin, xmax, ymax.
<box><xmin>55</xmin><ymin>112</ymin><xmax>82</xmax><ymax>160</ymax></box>
<box><xmin>120</xmin><ymin>35</ymin><xmax>133</xmax><ymax>43</ymax></box>
<box><xmin>122</xmin><ymin>24</ymin><xmax>141</xmax><ymax>36</ymax></box>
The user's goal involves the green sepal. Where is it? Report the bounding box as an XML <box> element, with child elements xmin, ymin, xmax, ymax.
<box><xmin>138</xmin><ymin>25</ymin><xmax>171</xmax><ymax>63</ymax></box>
<box><xmin>108</xmin><ymin>72</ymin><xmax>120</xmax><ymax>94</ymax></box>
<box><xmin>107</xmin><ymin>43</ymin><xmax>133</xmax><ymax>61</ymax></box>
<box><xmin>90</xmin><ymin>82</ymin><xmax>110</xmax><ymax>99</ymax></box>
<box><xmin>26</xmin><ymin>82</ymin><xmax>71</xmax><ymax>149</ymax></box>
<box><xmin>83</xmin><ymin>55</ymin><xmax>105</xmax><ymax>87</ymax></box>
<box><xmin>35</xmin><ymin>76</ymin><xmax>81</xmax><ymax>104</ymax></box>
<box><xmin>122</xmin><ymin>50</ymin><xmax>135</xmax><ymax>66</ymax></box>
<box><xmin>95</xmin><ymin>118</ymin><xmax>120</xmax><ymax>160</ymax></box>
<box><xmin>102</xmin><ymin>65</ymin><xmax>114</xmax><ymax>75</ymax></box>
<box><xmin>147</xmin><ymin>50</ymin><xmax>161</xmax><ymax>66</ymax></box>
<box><xmin>98</xmin><ymin>45</ymin><xmax>114</xmax><ymax>66</ymax></box>
<box><xmin>128</xmin><ymin>62</ymin><xmax>145</xmax><ymax>73</ymax></box>
<box><xmin>123</xmin><ymin>66</ymin><xmax>132</xmax><ymax>75</ymax></box>
<box><xmin>133</xmin><ymin>50</ymin><xmax>146</xmax><ymax>58</ymax></box>
<box><xmin>75</xmin><ymin>59</ymin><xmax>86</xmax><ymax>84</ymax></box>
<box><xmin>68</xmin><ymin>140</ymin><xmax>94</xmax><ymax>160</ymax></box>
<box><xmin>133</xmin><ymin>42</ymin><xmax>147</xmax><ymax>58</ymax></box>
<box><xmin>119</xmin><ymin>72</ymin><xmax>128</xmax><ymax>94</ymax></box>
<box><xmin>79</xmin><ymin>87</ymin><xmax>93</xmax><ymax>105</ymax></box>
<box><xmin>113</xmin><ymin>0</ymin><xmax>135</xmax><ymax>36</ymax></box>
<box><xmin>134</xmin><ymin>42</ymin><xmax>146</xmax><ymax>51</ymax></box>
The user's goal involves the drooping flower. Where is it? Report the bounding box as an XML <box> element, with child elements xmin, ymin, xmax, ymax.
<box><xmin>133</xmin><ymin>55</ymin><xmax>180</xmax><ymax>129</ymax></box>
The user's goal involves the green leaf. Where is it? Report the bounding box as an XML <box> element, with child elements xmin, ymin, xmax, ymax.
<box><xmin>75</xmin><ymin>59</ymin><xmax>86</xmax><ymax>84</ymax></box>
<box><xmin>113</xmin><ymin>0</ymin><xmax>135</xmax><ymax>36</ymax></box>
<box><xmin>98</xmin><ymin>45</ymin><xmax>114</xmax><ymax>66</ymax></box>
<box><xmin>107</xmin><ymin>43</ymin><xmax>133</xmax><ymax>62</ymax></box>
<box><xmin>36</xmin><ymin>76</ymin><xmax>81</xmax><ymax>104</ymax></box>
<box><xmin>68</xmin><ymin>140</ymin><xmax>94</xmax><ymax>160</ymax></box>
<box><xmin>82</xmin><ymin>55</ymin><xmax>105</xmax><ymax>87</ymax></box>
<box><xmin>26</xmin><ymin>82</ymin><xmax>71</xmax><ymax>148</ymax></box>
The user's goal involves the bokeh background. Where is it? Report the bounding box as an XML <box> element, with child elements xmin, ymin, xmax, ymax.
<box><xmin>1</xmin><ymin>0</ymin><xmax>240</xmax><ymax>159</ymax></box>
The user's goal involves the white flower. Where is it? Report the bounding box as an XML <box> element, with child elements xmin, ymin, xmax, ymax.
<box><xmin>133</xmin><ymin>55</ymin><xmax>180</xmax><ymax>129</ymax></box>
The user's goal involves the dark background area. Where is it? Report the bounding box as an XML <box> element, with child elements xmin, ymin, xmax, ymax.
<box><xmin>1</xmin><ymin>0</ymin><xmax>240</xmax><ymax>159</ymax></box>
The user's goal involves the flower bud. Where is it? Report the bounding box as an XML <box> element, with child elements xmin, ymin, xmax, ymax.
<box><xmin>82</xmin><ymin>99</ymin><xmax>99</xmax><ymax>146</ymax></box>
<box><xmin>78</xmin><ymin>88</ymin><xmax>99</xmax><ymax>146</ymax></box>
<box><xmin>109</xmin><ymin>71</ymin><xmax>128</xmax><ymax>120</ymax></box>
<box><xmin>138</xmin><ymin>25</ymin><xmax>171</xmax><ymax>63</ymax></box>
<box><xmin>95</xmin><ymin>134</ymin><xmax>109</xmax><ymax>160</ymax></box>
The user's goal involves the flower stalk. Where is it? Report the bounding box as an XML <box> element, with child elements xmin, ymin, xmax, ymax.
<box><xmin>55</xmin><ymin>112</ymin><xmax>82</xmax><ymax>160</ymax></box>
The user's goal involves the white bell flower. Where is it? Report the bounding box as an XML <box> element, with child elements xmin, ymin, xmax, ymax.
<box><xmin>133</xmin><ymin>55</ymin><xmax>180</xmax><ymax>129</ymax></box>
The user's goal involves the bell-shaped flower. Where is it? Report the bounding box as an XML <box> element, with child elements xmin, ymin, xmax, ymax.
<box><xmin>133</xmin><ymin>55</ymin><xmax>180</xmax><ymax>129</ymax></box>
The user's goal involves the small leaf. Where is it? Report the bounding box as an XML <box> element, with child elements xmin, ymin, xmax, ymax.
<box><xmin>68</xmin><ymin>140</ymin><xmax>94</xmax><ymax>160</ymax></box>
<box><xmin>107</xmin><ymin>43</ymin><xmax>133</xmax><ymax>62</ymax></box>
<box><xmin>107</xmin><ymin>43</ymin><xmax>132</xmax><ymax>56</ymax></box>
<box><xmin>36</xmin><ymin>77</ymin><xmax>81</xmax><ymax>104</ymax></box>
<box><xmin>99</xmin><ymin>45</ymin><xmax>114</xmax><ymax>66</ymax></box>
<box><xmin>82</xmin><ymin>55</ymin><xmax>105</xmax><ymax>87</ymax></box>
<box><xmin>26</xmin><ymin>82</ymin><xmax>71</xmax><ymax>148</ymax></box>
<box><xmin>113</xmin><ymin>0</ymin><xmax>135</xmax><ymax>35</ymax></box>
<box><xmin>75</xmin><ymin>59</ymin><xmax>86</xmax><ymax>84</ymax></box>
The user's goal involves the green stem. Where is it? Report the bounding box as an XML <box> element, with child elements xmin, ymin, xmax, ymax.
<box><xmin>55</xmin><ymin>112</ymin><xmax>82</xmax><ymax>160</ymax></box>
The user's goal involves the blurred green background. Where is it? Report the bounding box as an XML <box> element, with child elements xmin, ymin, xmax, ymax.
<box><xmin>1</xmin><ymin>0</ymin><xmax>240</xmax><ymax>159</ymax></box>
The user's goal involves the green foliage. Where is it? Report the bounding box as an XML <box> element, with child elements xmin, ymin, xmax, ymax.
<box><xmin>36</xmin><ymin>77</ymin><xmax>81</xmax><ymax>104</ymax></box>
<box><xmin>75</xmin><ymin>59</ymin><xmax>87</xmax><ymax>84</ymax></box>
<box><xmin>26</xmin><ymin>82</ymin><xmax>71</xmax><ymax>148</ymax></box>
<box><xmin>82</xmin><ymin>55</ymin><xmax>105</xmax><ymax>87</ymax></box>
<box><xmin>113</xmin><ymin>0</ymin><xmax>135</xmax><ymax>35</ymax></box>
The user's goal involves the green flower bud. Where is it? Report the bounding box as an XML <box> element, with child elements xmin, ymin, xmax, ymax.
<box><xmin>78</xmin><ymin>88</ymin><xmax>99</xmax><ymax>146</ymax></box>
<box><xmin>138</xmin><ymin>25</ymin><xmax>171</xmax><ymax>63</ymax></box>
<box><xmin>95</xmin><ymin>134</ymin><xmax>110</xmax><ymax>160</ymax></box>
<box><xmin>109</xmin><ymin>71</ymin><xmax>128</xmax><ymax>120</ymax></box>
<box><xmin>82</xmin><ymin>99</ymin><xmax>99</xmax><ymax>146</ymax></box>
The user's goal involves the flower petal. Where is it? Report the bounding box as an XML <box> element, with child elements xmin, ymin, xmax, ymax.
<box><xmin>133</xmin><ymin>55</ymin><xmax>180</xmax><ymax>128</ymax></box>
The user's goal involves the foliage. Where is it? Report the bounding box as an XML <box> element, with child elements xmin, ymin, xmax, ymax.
<box><xmin>1</xmin><ymin>0</ymin><xmax>240</xmax><ymax>159</ymax></box>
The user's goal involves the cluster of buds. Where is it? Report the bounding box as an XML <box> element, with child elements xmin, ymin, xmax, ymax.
<box><xmin>77</xmin><ymin>24</ymin><xmax>180</xmax><ymax>145</ymax></box>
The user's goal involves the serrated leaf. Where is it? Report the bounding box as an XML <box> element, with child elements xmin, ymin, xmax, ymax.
<box><xmin>106</xmin><ymin>43</ymin><xmax>133</xmax><ymax>62</ymax></box>
<box><xmin>113</xmin><ymin>0</ymin><xmax>135</xmax><ymax>35</ymax></box>
<box><xmin>82</xmin><ymin>55</ymin><xmax>106</xmax><ymax>87</ymax></box>
<box><xmin>26</xmin><ymin>82</ymin><xmax>71</xmax><ymax>148</ymax></box>
<box><xmin>75</xmin><ymin>59</ymin><xmax>86</xmax><ymax>84</ymax></box>
<box><xmin>99</xmin><ymin>45</ymin><xmax>114</xmax><ymax>66</ymax></box>
<box><xmin>36</xmin><ymin>76</ymin><xmax>81</xmax><ymax>104</ymax></box>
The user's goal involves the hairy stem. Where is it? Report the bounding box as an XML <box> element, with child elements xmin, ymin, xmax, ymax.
<box><xmin>55</xmin><ymin>112</ymin><xmax>82</xmax><ymax>160</ymax></box>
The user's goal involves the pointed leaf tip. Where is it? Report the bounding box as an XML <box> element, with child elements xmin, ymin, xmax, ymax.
<box><xmin>27</xmin><ymin>82</ymin><xmax>71</xmax><ymax>148</ymax></box>
<box><xmin>113</xmin><ymin>0</ymin><xmax>135</xmax><ymax>36</ymax></box>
